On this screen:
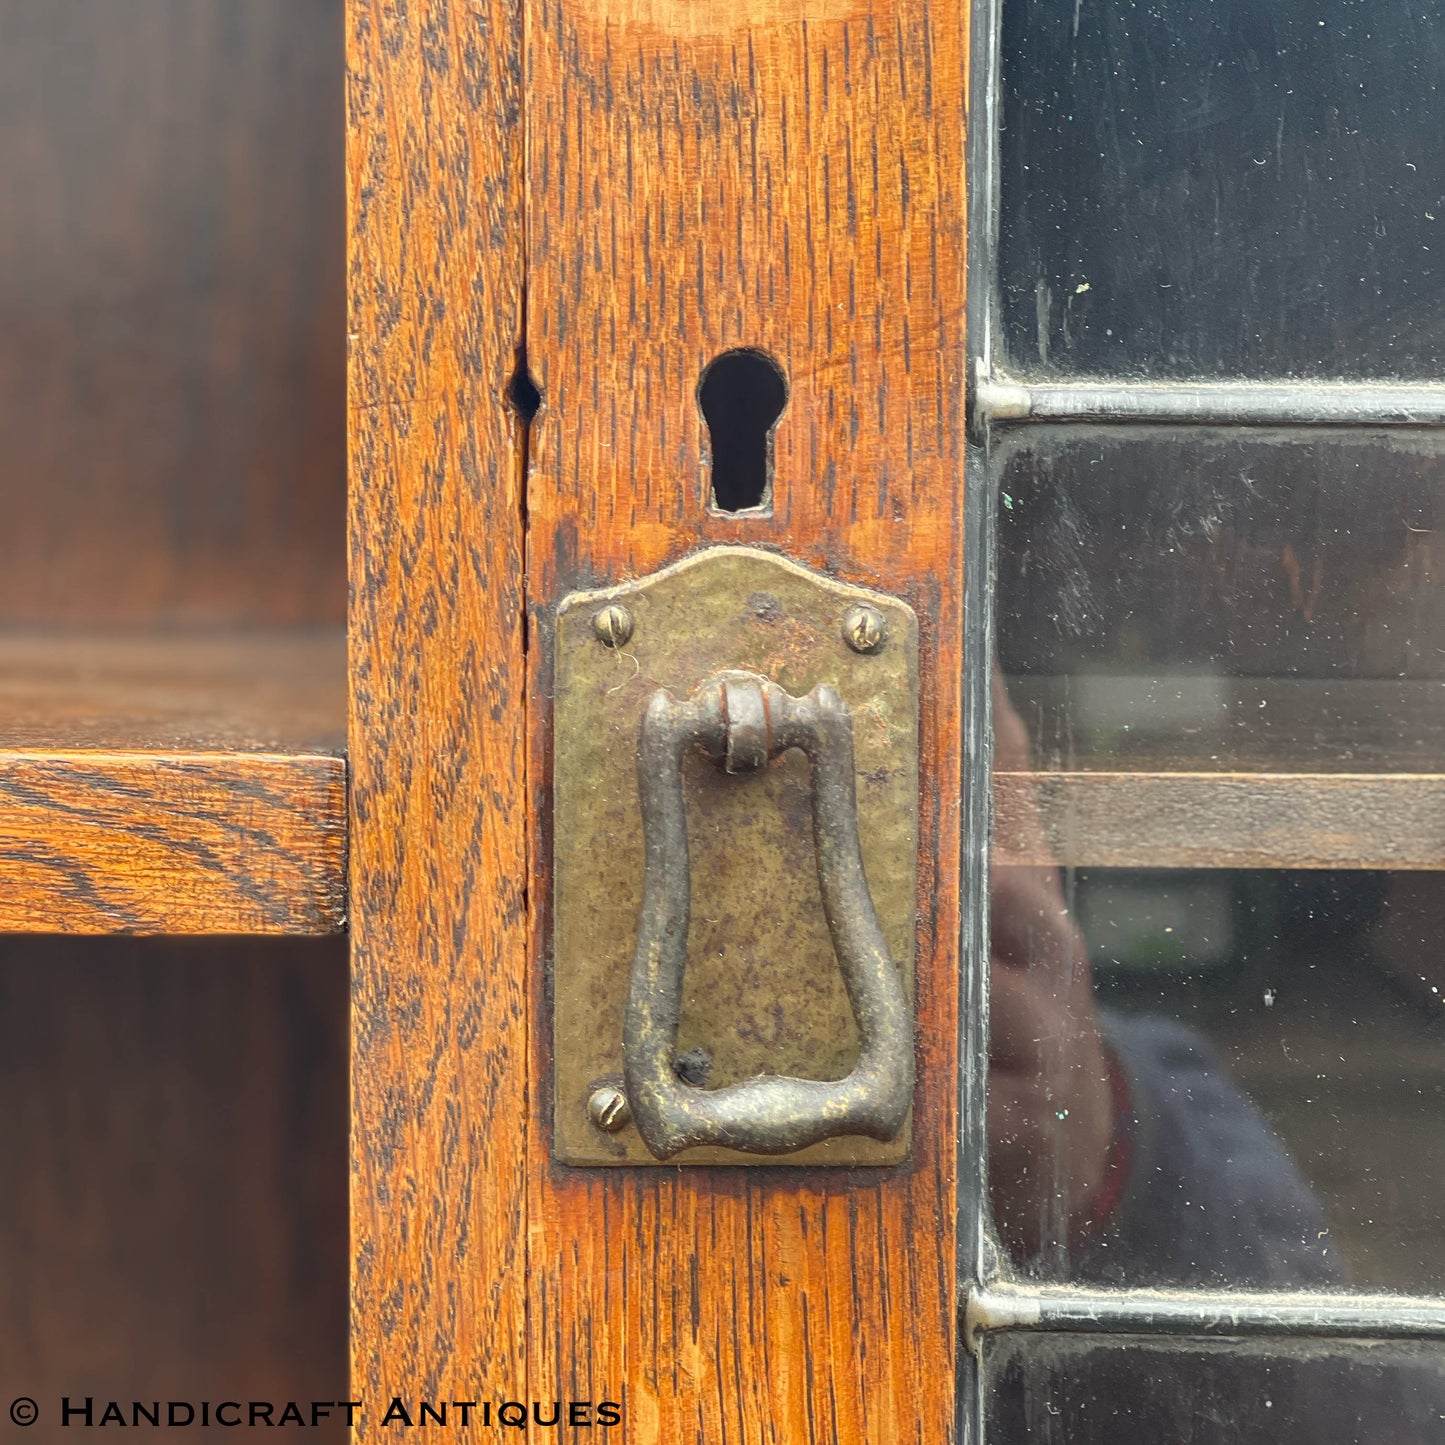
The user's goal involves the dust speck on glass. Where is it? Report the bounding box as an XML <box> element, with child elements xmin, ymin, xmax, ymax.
<box><xmin>970</xmin><ymin>0</ymin><xmax>1445</xmax><ymax>1440</ymax></box>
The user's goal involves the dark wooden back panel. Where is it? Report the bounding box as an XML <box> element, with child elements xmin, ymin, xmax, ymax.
<box><xmin>0</xmin><ymin>938</ymin><xmax>348</xmax><ymax>1436</ymax></box>
<box><xmin>0</xmin><ymin>0</ymin><xmax>344</xmax><ymax>627</ymax></box>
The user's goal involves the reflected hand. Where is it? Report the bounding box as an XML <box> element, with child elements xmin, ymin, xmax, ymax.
<box><xmin>989</xmin><ymin>674</ymin><xmax>1117</xmax><ymax>1257</ymax></box>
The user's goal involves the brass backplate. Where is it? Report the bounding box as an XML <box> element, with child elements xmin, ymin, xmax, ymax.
<box><xmin>552</xmin><ymin>547</ymin><xmax>919</xmax><ymax>1166</ymax></box>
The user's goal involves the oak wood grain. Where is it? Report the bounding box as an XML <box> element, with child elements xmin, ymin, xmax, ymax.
<box><xmin>0</xmin><ymin>632</ymin><xmax>345</xmax><ymax>933</ymax></box>
<box><xmin>347</xmin><ymin>0</ymin><xmax>529</xmax><ymax>1432</ymax></box>
<box><xmin>0</xmin><ymin>4</ymin><xmax>350</xmax><ymax>1416</ymax></box>
<box><xmin>995</xmin><ymin>770</ymin><xmax>1445</xmax><ymax>871</ymax></box>
<box><xmin>0</xmin><ymin>632</ymin><xmax>344</xmax><ymax>753</ymax></box>
<box><xmin>524</xmin><ymin>0</ymin><xmax>967</xmax><ymax>1438</ymax></box>
<box><xmin>0</xmin><ymin>751</ymin><xmax>345</xmax><ymax>934</ymax></box>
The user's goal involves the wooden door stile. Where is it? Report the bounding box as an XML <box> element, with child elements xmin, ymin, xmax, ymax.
<box><xmin>523</xmin><ymin>0</ymin><xmax>968</xmax><ymax>1437</ymax></box>
<box><xmin>348</xmin><ymin>0</ymin><xmax>531</xmax><ymax>1431</ymax></box>
<box><xmin>349</xmin><ymin>0</ymin><xmax>967</xmax><ymax>1434</ymax></box>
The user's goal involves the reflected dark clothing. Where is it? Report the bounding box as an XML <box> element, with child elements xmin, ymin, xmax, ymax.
<box><xmin>989</xmin><ymin>0</ymin><xmax>1445</xmax><ymax>1429</ymax></box>
<box><xmin>996</xmin><ymin>1017</ymin><xmax>1441</xmax><ymax>1443</ymax></box>
<box><xmin>1073</xmin><ymin>1014</ymin><xmax>1338</xmax><ymax>1289</ymax></box>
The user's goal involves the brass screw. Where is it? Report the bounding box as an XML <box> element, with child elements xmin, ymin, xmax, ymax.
<box><xmin>842</xmin><ymin>604</ymin><xmax>886</xmax><ymax>653</ymax></box>
<box><xmin>587</xmin><ymin>1085</ymin><xmax>632</xmax><ymax>1133</ymax></box>
<box><xmin>593</xmin><ymin>604</ymin><xmax>634</xmax><ymax>649</ymax></box>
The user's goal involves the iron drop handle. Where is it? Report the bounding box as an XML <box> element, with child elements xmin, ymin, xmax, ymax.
<box><xmin>623</xmin><ymin>671</ymin><xmax>914</xmax><ymax>1159</ymax></box>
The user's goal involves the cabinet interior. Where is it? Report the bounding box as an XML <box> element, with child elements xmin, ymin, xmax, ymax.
<box><xmin>0</xmin><ymin>0</ymin><xmax>346</xmax><ymax>1417</ymax></box>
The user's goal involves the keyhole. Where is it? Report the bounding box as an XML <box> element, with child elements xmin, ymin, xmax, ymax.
<box><xmin>698</xmin><ymin>349</ymin><xmax>788</xmax><ymax>513</ymax></box>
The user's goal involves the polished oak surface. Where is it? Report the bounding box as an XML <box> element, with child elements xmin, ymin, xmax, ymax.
<box><xmin>0</xmin><ymin>633</ymin><xmax>345</xmax><ymax>933</ymax></box>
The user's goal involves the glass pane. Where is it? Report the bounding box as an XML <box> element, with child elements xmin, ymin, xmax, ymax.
<box><xmin>997</xmin><ymin>428</ymin><xmax>1445</xmax><ymax>772</ymax></box>
<box><xmin>984</xmin><ymin>1333</ymin><xmax>1445</xmax><ymax>1445</ymax></box>
<box><xmin>990</xmin><ymin>861</ymin><xmax>1445</xmax><ymax>1290</ymax></box>
<box><xmin>988</xmin><ymin>427</ymin><xmax>1445</xmax><ymax>1290</ymax></box>
<box><xmin>999</xmin><ymin>0</ymin><xmax>1445</xmax><ymax>379</ymax></box>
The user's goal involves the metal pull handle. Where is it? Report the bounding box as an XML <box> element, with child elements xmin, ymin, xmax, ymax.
<box><xmin>623</xmin><ymin>672</ymin><xmax>914</xmax><ymax>1158</ymax></box>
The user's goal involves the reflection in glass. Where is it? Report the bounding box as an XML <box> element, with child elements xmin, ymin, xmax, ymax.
<box><xmin>988</xmin><ymin>426</ymin><xmax>1445</xmax><ymax>1292</ymax></box>
<box><xmin>990</xmin><ymin>853</ymin><xmax>1445</xmax><ymax>1289</ymax></box>
<box><xmin>997</xmin><ymin>428</ymin><xmax>1445</xmax><ymax>770</ymax></box>
<box><xmin>1000</xmin><ymin>0</ymin><xmax>1445</xmax><ymax>378</ymax></box>
<box><xmin>985</xmin><ymin>1333</ymin><xmax>1445</xmax><ymax>1445</ymax></box>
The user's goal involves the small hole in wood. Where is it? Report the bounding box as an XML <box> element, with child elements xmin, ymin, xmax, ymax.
<box><xmin>698</xmin><ymin>349</ymin><xmax>788</xmax><ymax>513</ymax></box>
<box><xmin>506</xmin><ymin>342</ymin><xmax>541</xmax><ymax>422</ymax></box>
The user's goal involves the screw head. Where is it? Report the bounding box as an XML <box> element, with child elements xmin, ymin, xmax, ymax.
<box><xmin>842</xmin><ymin>604</ymin><xmax>886</xmax><ymax>653</ymax></box>
<box><xmin>593</xmin><ymin>604</ymin><xmax>634</xmax><ymax>648</ymax></box>
<box><xmin>587</xmin><ymin>1085</ymin><xmax>632</xmax><ymax>1133</ymax></box>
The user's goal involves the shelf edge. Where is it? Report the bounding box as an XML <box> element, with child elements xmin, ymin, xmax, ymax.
<box><xmin>0</xmin><ymin>749</ymin><xmax>346</xmax><ymax>934</ymax></box>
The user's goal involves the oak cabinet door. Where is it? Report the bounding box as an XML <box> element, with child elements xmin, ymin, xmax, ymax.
<box><xmin>347</xmin><ymin>0</ymin><xmax>967</xmax><ymax>1439</ymax></box>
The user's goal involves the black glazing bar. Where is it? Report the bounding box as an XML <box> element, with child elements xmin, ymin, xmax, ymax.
<box><xmin>960</xmin><ymin>0</ymin><xmax>1002</xmax><ymax>1292</ymax></box>
<box><xmin>963</xmin><ymin>1284</ymin><xmax>1445</xmax><ymax>1357</ymax></box>
<box><xmin>975</xmin><ymin>374</ymin><xmax>1445</xmax><ymax>429</ymax></box>
<box><xmin>959</xmin><ymin>0</ymin><xmax>1001</xmax><ymax>1438</ymax></box>
<box><xmin>956</xmin><ymin>444</ymin><xmax>994</xmax><ymax>1445</ymax></box>
<box><xmin>966</xmin><ymin>0</ymin><xmax>1002</xmax><ymax>384</ymax></box>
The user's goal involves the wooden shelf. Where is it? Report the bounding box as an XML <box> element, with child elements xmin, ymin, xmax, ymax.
<box><xmin>997</xmin><ymin>676</ymin><xmax>1445</xmax><ymax>870</ymax></box>
<box><xmin>0</xmin><ymin>632</ymin><xmax>345</xmax><ymax>934</ymax></box>
<box><xmin>995</xmin><ymin>771</ymin><xmax>1445</xmax><ymax>870</ymax></box>
<box><xmin>11</xmin><ymin>651</ymin><xmax>1438</xmax><ymax>929</ymax></box>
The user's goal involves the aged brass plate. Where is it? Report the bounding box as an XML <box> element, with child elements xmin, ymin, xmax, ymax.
<box><xmin>552</xmin><ymin>547</ymin><xmax>919</xmax><ymax>1166</ymax></box>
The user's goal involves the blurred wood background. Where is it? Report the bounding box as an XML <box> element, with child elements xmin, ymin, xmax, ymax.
<box><xmin>0</xmin><ymin>0</ymin><xmax>344</xmax><ymax>628</ymax></box>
